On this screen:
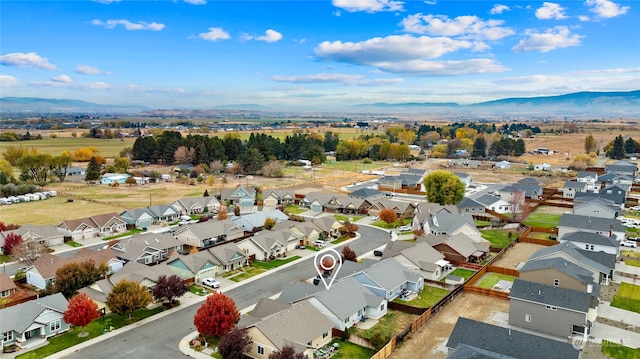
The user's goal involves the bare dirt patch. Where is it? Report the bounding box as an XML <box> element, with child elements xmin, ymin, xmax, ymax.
<box><xmin>491</xmin><ymin>242</ymin><xmax>547</xmax><ymax>269</ymax></box>
<box><xmin>390</xmin><ymin>293</ymin><xmax>510</xmax><ymax>359</ymax></box>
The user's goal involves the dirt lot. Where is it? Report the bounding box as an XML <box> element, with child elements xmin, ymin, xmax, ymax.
<box><xmin>491</xmin><ymin>242</ymin><xmax>548</xmax><ymax>269</ymax></box>
<box><xmin>390</xmin><ymin>293</ymin><xmax>510</xmax><ymax>359</ymax></box>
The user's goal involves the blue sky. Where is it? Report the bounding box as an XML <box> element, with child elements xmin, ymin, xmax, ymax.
<box><xmin>1</xmin><ymin>0</ymin><xmax>638</xmax><ymax>110</ymax></box>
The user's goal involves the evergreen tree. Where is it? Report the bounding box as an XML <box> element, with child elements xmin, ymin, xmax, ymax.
<box><xmin>624</xmin><ymin>137</ymin><xmax>636</xmax><ymax>154</ymax></box>
<box><xmin>609</xmin><ymin>135</ymin><xmax>625</xmax><ymax>160</ymax></box>
<box><xmin>85</xmin><ymin>156</ymin><xmax>101</xmax><ymax>182</ymax></box>
<box><xmin>471</xmin><ymin>137</ymin><xmax>486</xmax><ymax>158</ymax></box>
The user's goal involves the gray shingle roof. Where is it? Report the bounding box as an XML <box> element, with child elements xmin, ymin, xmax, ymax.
<box><xmin>278</xmin><ymin>281</ymin><xmax>323</xmax><ymax>304</ymax></box>
<box><xmin>447</xmin><ymin>344</ymin><xmax>518</xmax><ymax>359</ymax></box>
<box><xmin>563</xmin><ymin>181</ymin><xmax>587</xmax><ymax>190</ymax></box>
<box><xmin>349</xmin><ymin>187</ymin><xmax>381</xmax><ymax>198</ymax></box>
<box><xmin>560</xmin><ymin>231</ymin><xmax>618</xmax><ymax>247</ymax></box>
<box><xmin>574</xmin><ymin>191</ymin><xmax>625</xmax><ymax>205</ymax></box>
<box><xmin>446</xmin><ymin>317</ymin><xmax>581</xmax><ymax>359</ymax></box>
<box><xmin>313</xmin><ymin>277</ymin><xmax>384</xmax><ymax>320</ymax></box>
<box><xmin>0</xmin><ymin>293</ymin><xmax>69</xmax><ymax>334</ymax></box>
<box><xmin>457</xmin><ymin>197</ymin><xmax>484</xmax><ymax>209</ymax></box>
<box><xmin>520</xmin><ymin>257</ymin><xmax>595</xmax><ymax>285</ymax></box>
<box><xmin>509</xmin><ymin>279</ymin><xmax>593</xmax><ymax>312</ymax></box>
<box><xmin>429</xmin><ymin>212</ymin><xmax>476</xmax><ymax>234</ymax></box>
<box><xmin>559</xmin><ymin>213</ymin><xmax>625</xmax><ymax>232</ymax></box>
<box><xmin>355</xmin><ymin>258</ymin><xmax>422</xmax><ymax>291</ymax></box>
<box><xmin>528</xmin><ymin>241</ymin><xmax>612</xmax><ymax>274</ymax></box>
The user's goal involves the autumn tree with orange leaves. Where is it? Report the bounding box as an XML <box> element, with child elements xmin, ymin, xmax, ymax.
<box><xmin>63</xmin><ymin>293</ymin><xmax>100</xmax><ymax>336</ymax></box>
<box><xmin>193</xmin><ymin>292</ymin><xmax>239</xmax><ymax>338</ymax></box>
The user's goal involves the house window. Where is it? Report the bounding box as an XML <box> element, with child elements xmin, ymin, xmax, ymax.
<box><xmin>380</xmin><ymin>303</ymin><xmax>385</xmax><ymax>311</ymax></box>
<box><xmin>525</xmin><ymin>314</ymin><xmax>531</xmax><ymax>322</ymax></box>
<box><xmin>3</xmin><ymin>331</ymin><xmax>13</xmax><ymax>342</ymax></box>
<box><xmin>50</xmin><ymin>319</ymin><xmax>61</xmax><ymax>331</ymax></box>
<box><xmin>345</xmin><ymin>318</ymin><xmax>349</xmax><ymax>324</ymax></box>
<box><xmin>322</xmin><ymin>332</ymin><xmax>328</xmax><ymax>339</ymax></box>
<box><xmin>553</xmin><ymin>279</ymin><xmax>559</xmax><ymax>286</ymax></box>
<box><xmin>1</xmin><ymin>290</ymin><xmax>9</xmax><ymax>298</ymax></box>
<box><xmin>257</xmin><ymin>345</ymin><xmax>264</xmax><ymax>355</ymax></box>
<box><xmin>545</xmin><ymin>305</ymin><xmax>557</xmax><ymax>311</ymax></box>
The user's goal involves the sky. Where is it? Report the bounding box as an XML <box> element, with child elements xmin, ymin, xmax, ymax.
<box><xmin>1</xmin><ymin>0</ymin><xmax>638</xmax><ymax>111</ymax></box>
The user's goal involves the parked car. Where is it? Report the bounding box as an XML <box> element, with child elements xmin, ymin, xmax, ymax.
<box><xmin>621</xmin><ymin>240</ymin><xmax>637</xmax><ymax>248</ymax></box>
<box><xmin>398</xmin><ymin>225</ymin><xmax>412</xmax><ymax>232</ymax></box>
<box><xmin>313</xmin><ymin>240</ymin><xmax>326</xmax><ymax>248</ymax></box>
<box><xmin>373</xmin><ymin>250</ymin><xmax>383</xmax><ymax>257</ymax></box>
<box><xmin>202</xmin><ymin>277</ymin><xmax>221</xmax><ymax>288</ymax></box>
<box><xmin>370</xmin><ymin>216</ymin><xmax>379</xmax><ymax>221</ymax></box>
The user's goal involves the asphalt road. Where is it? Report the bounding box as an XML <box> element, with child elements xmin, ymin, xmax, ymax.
<box><xmin>60</xmin><ymin>225</ymin><xmax>390</xmax><ymax>359</ymax></box>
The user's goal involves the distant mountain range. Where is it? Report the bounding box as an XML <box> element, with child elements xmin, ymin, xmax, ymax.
<box><xmin>1</xmin><ymin>90</ymin><xmax>639</xmax><ymax>116</ymax></box>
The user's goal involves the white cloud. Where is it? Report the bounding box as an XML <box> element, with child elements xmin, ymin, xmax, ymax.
<box><xmin>585</xmin><ymin>0</ymin><xmax>629</xmax><ymax>18</ymax></box>
<box><xmin>199</xmin><ymin>27</ymin><xmax>231</xmax><ymax>41</ymax></box>
<box><xmin>375</xmin><ymin>58</ymin><xmax>508</xmax><ymax>76</ymax></box>
<box><xmin>184</xmin><ymin>0</ymin><xmax>206</xmax><ymax>4</ymax></box>
<box><xmin>332</xmin><ymin>0</ymin><xmax>404</xmax><ymax>13</ymax></box>
<box><xmin>52</xmin><ymin>74</ymin><xmax>72</xmax><ymax>83</ymax></box>
<box><xmin>579</xmin><ymin>15</ymin><xmax>591</xmax><ymax>21</ymax></box>
<box><xmin>315</xmin><ymin>35</ymin><xmax>474</xmax><ymax>64</ymax></box>
<box><xmin>0</xmin><ymin>52</ymin><xmax>56</xmax><ymax>70</ymax></box>
<box><xmin>512</xmin><ymin>26</ymin><xmax>583</xmax><ymax>53</ymax></box>
<box><xmin>271</xmin><ymin>73</ymin><xmax>404</xmax><ymax>86</ymax></box>
<box><xmin>30</xmin><ymin>80</ymin><xmax>111</xmax><ymax>90</ymax></box>
<box><xmin>535</xmin><ymin>2</ymin><xmax>568</xmax><ymax>20</ymax></box>
<box><xmin>256</xmin><ymin>29</ymin><xmax>283</xmax><ymax>43</ymax></box>
<box><xmin>490</xmin><ymin>4</ymin><xmax>510</xmax><ymax>14</ymax></box>
<box><xmin>493</xmin><ymin>74</ymin><xmax>562</xmax><ymax>85</ymax></box>
<box><xmin>400</xmin><ymin>14</ymin><xmax>514</xmax><ymax>41</ymax></box>
<box><xmin>93</xmin><ymin>0</ymin><xmax>121</xmax><ymax>4</ymax></box>
<box><xmin>0</xmin><ymin>75</ymin><xmax>19</xmax><ymax>87</ymax></box>
<box><xmin>92</xmin><ymin>19</ymin><xmax>165</xmax><ymax>31</ymax></box>
<box><xmin>424</xmin><ymin>0</ymin><xmax>437</xmax><ymax>5</ymax></box>
<box><xmin>75</xmin><ymin>65</ymin><xmax>104</xmax><ymax>75</ymax></box>
<box><xmin>574</xmin><ymin>67</ymin><xmax>640</xmax><ymax>74</ymax></box>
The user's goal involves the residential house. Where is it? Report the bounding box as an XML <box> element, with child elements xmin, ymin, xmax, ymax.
<box><xmin>238</xmin><ymin>299</ymin><xmax>334</xmax><ymax>359</ymax></box>
<box><xmin>204</xmin><ymin>242</ymin><xmax>249</xmax><ymax>274</ymax></box>
<box><xmin>109</xmin><ymin>261</ymin><xmax>177</xmax><ymax>290</ymax></box>
<box><xmin>171</xmin><ymin>196</ymin><xmax>220</xmax><ymax>216</ymax></box>
<box><xmin>119</xmin><ymin>208</ymin><xmax>155</xmax><ymax>230</ymax></box>
<box><xmin>307</xmin><ymin>277</ymin><xmax>387</xmax><ymax>331</ymax></box>
<box><xmin>238</xmin><ymin>232</ymin><xmax>287</xmax><ymax>261</ymax></box>
<box><xmin>577</xmin><ymin>171</ymin><xmax>598</xmax><ymax>191</ymax></box>
<box><xmin>446</xmin><ymin>317</ymin><xmax>581</xmax><ymax>359</ymax></box>
<box><xmin>453</xmin><ymin>172</ymin><xmax>471</xmax><ymax>187</ymax></box>
<box><xmin>66</xmin><ymin>166</ymin><xmax>86</xmax><ymax>177</ymax></box>
<box><xmin>456</xmin><ymin>197</ymin><xmax>485</xmax><ymax>215</ymax></box>
<box><xmin>573</xmin><ymin>199</ymin><xmax>619</xmax><ymax>219</ymax></box>
<box><xmin>165</xmin><ymin>251</ymin><xmax>222</xmax><ymax>284</ymax></box>
<box><xmin>231</xmin><ymin>209</ymin><xmax>289</xmax><ymax>233</ymax></box>
<box><xmin>100</xmin><ymin>173</ymin><xmax>131</xmax><ymax>185</ymax></box>
<box><xmin>349</xmin><ymin>187</ymin><xmax>383</xmax><ymax>201</ymax></box>
<box><xmin>57</xmin><ymin>212</ymin><xmax>127</xmax><ymax>241</ymax></box>
<box><xmin>427</xmin><ymin>233</ymin><xmax>490</xmax><ymax>264</ymax></box>
<box><xmin>378</xmin><ymin>176</ymin><xmax>403</xmax><ymax>190</ymax></box>
<box><xmin>605</xmin><ymin>159</ymin><xmax>638</xmax><ymax>177</ymax></box>
<box><xmin>509</xmin><ymin>279</ymin><xmax>597</xmax><ymax>337</ymax></box>
<box><xmin>533</xmin><ymin>163</ymin><xmax>552</xmax><ymax>171</ymax></box>
<box><xmin>558</xmin><ymin>213</ymin><xmax>625</xmax><ymax>242</ymax></box>
<box><xmin>0</xmin><ymin>272</ymin><xmax>17</xmax><ymax>299</ymax></box>
<box><xmin>109</xmin><ymin>232</ymin><xmax>183</xmax><ymax>265</ymax></box>
<box><xmin>77</xmin><ymin>278</ymin><xmax>114</xmax><ymax>315</ymax></box>
<box><xmin>601</xmin><ymin>184</ymin><xmax>629</xmax><ymax>198</ymax></box>
<box><xmin>367</xmin><ymin>199</ymin><xmax>417</xmax><ymax>219</ymax></box>
<box><xmin>574</xmin><ymin>191</ymin><xmax>625</xmax><ymax>207</ymax></box>
<box><xmin>519</xmin><ymin>257</ymin><xmax>599</xmax><ymax>293</ymax></box>
<box><xmin>173</xmin><ymin>219</ymin><xmax>244</xmax><ymax>250</ymax></box>
<box><xmin>311</xmin><ymin>216</ymin><xmax>344</xmax><ymax>240</ymax></box>
<box><xmin>498</xmin><ymin>183</ymin><xmax>543</xmax><ymax>201</ymax></box>
<box><xmin>0</xmin><ymin>293</ymin><xmax>69</xmax><ymax>351</ymax></box>
<box><xmin>0</xmin><ymin>224</ymin><xmax>65</xmax><ymax>255</ymax></box>
<box><xmin>473</xmin><ymin>194</ymin><xmax>512</xmax><ymax>214</ymax></box>
<box><xmin>334</xmin><ymin>195</ymin><xmax>372</xmax><ymax>215</ymax></box>
<box><xmin>562</xmin><ymin>181</ymin><xmax>588</xmax><ymax>199</ymax></box>
<box><xmin>348</xmin><ymin>258</ymin><xmax>424</xmax><ymax>301</ymax></box>
<box><xmin>559</xmin><ymin>232</ymin><xmax>619</xmax><ymax>256</ymax></box>
<box><xmin>421</xmin><ymin>212</ymin><xmax>481</xmax><ymax>238</ymax></box>
<box><xmin>527</xmin><ymin>241</ymin><xmax>615</xmax><ymax>284</ymax></box>
<box><xmin>261</xmin><ymin>189</ymin><xmax>296</xmax><ymax>208</ymax></box>
<box><xmin>221</xmin><ymin>185</ymin><xmax>257</xmax><ymax>213</ymax></box>
<box><xmin>381</xmin><ymin>241</ymin><xmax>447</xmax><ymax>281</ymax></box>
<box><xmin>299</xmin><ymin>192</ymin><xmax>337</xmax><ymax>213</ymax></box>
<box><xmin>598</xmin><ymin>172</ymin><xmax>634</xmax><ymax>187</ymax></box>
<box><xmin>494</xmin><ymin>160</ymin><xmax>511</xmax><ymax>169</ymax></box>
<box><xmin>145</xmin><ymin>204</ymin><xmax>181</xmax><ymax>224</ymax></box>
<box><xmin>412</xmin><ymin>203</ymin><xmax>458</xmax><ymax>233</ymax></box>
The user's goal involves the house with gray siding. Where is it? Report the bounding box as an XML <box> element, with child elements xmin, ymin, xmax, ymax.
<box><xmin>0</xmin><ymin>224</ymin><xmax>65</xmax><ymax>255</ymax></box>
<box><xmin>577</xmin><ymin>171</ymin><xmax>598</xmax><ymax>191</ymax></box>
<box><xmin>0</xmin><ymin>293</ymin><xmax>70</xmax><ymax>351</ymax></box>
<box><xmin>528</xmin><ymin>241</ymin><xmax>614</xmax><ymax>284</ymax></box>
<box><xmin>605</xmin><ymin>160</ymin><xmax>638</xmax><ymax>177</ymax></box>
<box><xmin>519</xmin><ymin>257</ymin><xmax>599</xmax><ymax>293</ymax></box>
<box><xmin>509</xmin><ymin>279</ymin><xmax>597</xmax><ymax>338</ymax></box>
<box><xmin>558</xmin><ymin>213</ymin><xmax>625</xmax><ymax>242</ymax></box>
<box><xmin>573</xmin><ymin>199</ymin><xmax>619</xmax><ymax>219</ymax></box>
<box><xmin>381</xmin><ymin>241</ymin><xmax>447</xmax><ymax>281</ymax></box>
<box><xmin>347</xmin><ymin>258</ymin><xmax>424</xmax><ymax>300</ymax></box>
<box><xmin>559</xmin><ymin>232</ymin><xmax>619</xmax><ymax>256</ymax></box>
<box><xmin>173</xmin><ymin>219</ymin><xmax>244</xmax><ymax>249</ymax></box>
<box><xmin>446</xmin><ymin>317</ymin><xmax>581</xmax><ymax>359</ymax></box>
<box><xmin>563</xmin><ymin>181</ymin><xmax>588</xmax><ymax>198</ymax></box>
<box><xmin>109</xmin><ymin>232</ymin><xmax>183</xmax><ymax>265</ymax></box>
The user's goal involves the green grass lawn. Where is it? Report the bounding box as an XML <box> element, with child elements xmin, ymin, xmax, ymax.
<box><xmin>333</xmin><ymin>215</ymin><xmax>365</xmax><ymax>223</ymax></box>
<box><xmin>480</xmin><ymin>229</ymin><xmax>516</xmax><ymax>249</ymax></box>
<box><xmin>626</xmin><ymin>259</ymin><xmax>640</xmax><ymax>268</ymax></box>
<box><xmin>188</xmin><ymin>284</ymin><xmax>214</xmax><ymax>296</ymax></box>
<box><xmin>251</xmin><ymin>256</ymin><xmax>301</xmax><ymax>270</ymax></box>
<box><xmin>228</xmin><ymin>267</ymin><xmax>268</xmax><ymax>282</ymax></box>
<box><xmin>284</xmin><ymin>205</ymin><xmax>306</xmax><ymax>214</ymax></box>
<box><xmin>331</xmin><ymin>235</ymin><xmax>351</xmax><ymax>245</ymax></box>
<box><xmin>102</xmin><ymin>228</ymin><xmax>144</xmax><ymax>241</ymax></box>
<box><xmin>476</xmin><ymin>273</ymin><xmax>516</xmax><ymax>289</ymax></box>
<box><xmin>16</xmin><ymin>306</ymin><xmax>165</xmax><ymax>359</ymax></box>
<box><xmin>523</xmin><ymin>213</ymin><xmax>561</xmax><ymax>228</ymax></box>
<box><xmin>66</xmin><ymin>241</ymin><xmax>83</xmax><ymax>247</ymax></box>
<box><xmin>611</xmin><ymin>283</ymin><xmax>640</xmax><ymax>314</ymax></box>
<box><xmin>393</xmin><ymin>286</ymin><xmax>450</xmax><ymax>308</ymax></box>
<box><xmin>474</xmin><ymin>219</ymin><xmax>491</xmax><ymax>227</ymax></box>
<box><xmin>601</xmin><ymin>340</ymin><xmax>640</xmax><ymax>359</ymax></box>
<box><xmin>330</xmin><ymin>339</ymin><xmax>375</xmax><ymax>359</ymax></box>
<box><xmin>445</xmin><ymin>268</ymin><xmax>476</xmax><ymax>282</ymax></box>
<box><xmin>622</xmin><ymin>250</ymin><xmax>640</xmax><ymax>258</ymax></box>
<box><xmin>371</xmin><ymin>218</ymin><xmax>413</xmax><ymax>229</ymax></box>
<box><xmin>527</xmin><ymin>232</ymin><xmax>556</xmax><ymax>240</ymax></box>
<box><xmin>0</xmin><ymin>254</ymin><xmax>13</xmax><ymax>264</ymax></box>
<box><xmin>358</xmin><ymin>310</ymin><xmax>415</xmax><ymax>345</ymax></box>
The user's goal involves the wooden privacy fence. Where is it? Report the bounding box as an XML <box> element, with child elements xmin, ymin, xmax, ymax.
<box><xmin>487</xmin><ymin>265</ymin><xmax>519</xmax><ymax>277</ymax></box>
<box><xmin>518</xmin><ymin>237</ymin><xmax>558</xmax><ymax>246</ymax></box>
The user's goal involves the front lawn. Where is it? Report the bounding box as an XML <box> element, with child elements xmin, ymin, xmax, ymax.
<box><xmin>601</xmin><ymin>340</ymin><xmax>640</xmax><ymax>359</ymax></box>
<box><xmin>626</xmin><ymin>259</ymin><xmax>640</xmax><ymax>268</ymax></box>
<box><xmin>523</xmin><ymin>213</ymin><xmax>561</xmax><ymax>229</ymax></box>
<box><xmin>251</xmin><ymin>256</ymin><xmax>301</xmax><ymax>270</ymax></box>
<box><xmin>622</xmin><ymin>250</ymin><xmax>640</xmax><ymax>258</ymax></box>
<box><xmin>189</xmin><ymin>284</ymin><xmax>214</xmax><ymax>296</ymax></box>
<box><xmin>357</xmin><ymin>310</ymin><xmax>416</xmax><ymax>349</ymax></box>
<box><xmin>445</xmin><ymin>268</ymin><xmax>476</xmax><ymax>282</ymax></box>
<box><xmin>66</xmin><ymin>240</ymin><xmax>83</xmax><ymax>247</ymax></box>
<box><xmin>284</xmin><ymin>205</ymin><xmax>306</xmax><ymax>214</ymax></box>
<box><xmin>330</xmin><ymin>339</ymin><xmax>375</xmax><ymax>359</ymax></box>
<box><xmin>611</xmin><ymin>282</ymin><xmax>640</xmax><ymax>314</ymax></box>
<box><xmin>331</xmin><ymin>235</ymin><xmax>351</xmax><ymax>245</ymax></box>
<box><xmin>476</xmin><ymin>273</ymin><xmax>516</xmax><ymax>289</ymax></box>
<box><xmin>393</xmin><ymin>286</ymin><xmax>450</xmax><ymax>308</ymax></box>
<box><xmin>0</xmin><ymin>254</ymin><xmax>12</xmax><ymax>264</ymax></box>
<box><xmin>229</xmin><ymin>267</ymin><xmax>267</xmax><ymax>282</ymax></box>
<box><xmin>102</xmin><ymin>228</ymin><xmax>144</xmax><ymax>241</ymax></box>
<box><xmin>480</xmin><ymin>229</ymin><xmax>516</xmax><ymax>249</ymax></box>
<box><xmin>16</xmin><ymin>306</ymin><xmax>165</xmax><ymax>359</ymax></box>
<box><xmin>333</xmin><ymin>215</ymin><xmax>365</xmax><ymax>223</ymax></box>
<box><xmin>371</xmin><ymin>218</ymin><xmax>413</xmax><ymax>229</ymax></box>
